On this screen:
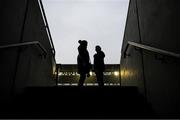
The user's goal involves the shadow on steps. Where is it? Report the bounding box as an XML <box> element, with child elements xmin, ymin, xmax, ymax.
<box><xmin>0</xmin><ymin>86</ymin><xmax>155</xmax><ymax>118</ymax></box>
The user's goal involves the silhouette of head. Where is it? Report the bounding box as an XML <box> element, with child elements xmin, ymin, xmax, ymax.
<box><xmin>78</xmin><ymin>40</ymin><xmax>88</xmax><ymax>47</ymax></box>
<box><xmin>95</xmin><ymin>45</ymin><xmax>101</xmax><ymax>52</ymax></box>
<box><xmin>78</xmin><ymin>40</ymin><xmax>82</xmax><ymax>44</ymax></box>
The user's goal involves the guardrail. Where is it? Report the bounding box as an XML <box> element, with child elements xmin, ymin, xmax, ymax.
<box><xmin>124</xmin><ymin>41</ymin><xmax>180</xmax><ymax>59</ymax></box>
<box><xmin>0</xmin><ymin>41</ymin><xmax>47</xmax><ymax>58</ymax></box>
<box><xmin>38</xmin><ymin>0</ymin><xmax>55</xmax><ymax>57</ymax></box>
<box><xmin>123</xmin><ymin>41</ymin><xmax>180</xmax><ymax>101</ymax></box>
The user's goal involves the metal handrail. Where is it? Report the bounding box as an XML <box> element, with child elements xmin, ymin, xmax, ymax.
<box><xmin>38</xmin><ymin>0</ymin><xmax>55</xmax><ymax>57</ymax></box>
<box><xmin>124</xmin><ymin>41</ymin><xmax>180</xmax><ymax>59</ymax></box>
<box><xmin>0</xmin><ymin>41</ymin><xmax>47</xmax><ymax>58</ymax></box>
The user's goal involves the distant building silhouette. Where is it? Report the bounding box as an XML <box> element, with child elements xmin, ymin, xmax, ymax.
<box><xmin>56</xmin><ymin>64</ymin><xmax>120</xmax><ymax>86</ymax></box>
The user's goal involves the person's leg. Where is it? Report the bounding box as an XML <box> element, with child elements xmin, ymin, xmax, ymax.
<box><xmin>96</xmin><ymin>72</ymin><xmax>104</xmax><ymax>87</ymax></box>
<box><xmin>99</xmin><ymin>72</ymin><xmax>104</xmax><ymax>87</ymax></box>
<box><xmin>78</xmin><ymin>73</ymin><xmax>86</xmax><ymax>86</ymax></box>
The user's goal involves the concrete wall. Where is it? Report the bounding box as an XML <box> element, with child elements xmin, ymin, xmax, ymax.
<box><xmin>121</xmin><ymin>0</ymin><xmax>180</xmax><ymax>115</ymax></box>
<box><xmin>0</xmin><ymin>0</ymin><xmax>56</xmax><ymax>100</ymax></box>
<box><xmin>0</xmin><ymin>0</ymin><xmax>27</xmax><ymax>99</ymax></box>
<box><xmin>120</xmin><ymin>0</ymin><xmax>145</xmax><ymax>94</ymax></box>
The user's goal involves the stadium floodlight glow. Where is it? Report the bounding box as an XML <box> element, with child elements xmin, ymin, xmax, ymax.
<box><xmin>71</xmin><ymin>83</ymin><xmax>78</xmax><ymax>86</ymax></box>
<box><xmin>90</xmin><ymin>71</ymin><xmax>93</xmax><ymax>76</ymax></box>
<box><xmin>58</xmin><ymin>83</ymin><xmax>63</xmax><ymax>86</ymax></box>
<box><xmin>64</xmin><ymin>83</ymin><xmax>70</xmax><ymax>86</ymax></box>
<box><xmin>114</xmin><ymin>71</ymin><xmax>119</xmax><ymax>76</ymax></box>
<box><xmin>58</xmin><ymin>72</ymin><xmax>63</xmax><ymax>76</ymax></box>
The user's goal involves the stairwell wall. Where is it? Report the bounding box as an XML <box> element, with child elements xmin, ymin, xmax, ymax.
<box><xmin>0</xmin><ymin>0</ymin><xmax>56</xmax><ymax>101</ymax></box>
<box><xmin>121</xmin><ymin>0</ymin><xmax>180</xmax><ymax>115</ymax></box>
<box><xmin>120</xmin><ymin>0</ymin><xmax>145</xmax><ymax>97</ymax></box>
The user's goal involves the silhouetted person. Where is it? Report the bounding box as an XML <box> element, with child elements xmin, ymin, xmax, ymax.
<box><xmin>77</xmin><ymin>40</ymin><xmax>91</xmax><ymax>86</ymax></box>
<box><xmin>93</xmin><ymin>45</ymin><xmax>105</xmax><ymax>87</ymax></box>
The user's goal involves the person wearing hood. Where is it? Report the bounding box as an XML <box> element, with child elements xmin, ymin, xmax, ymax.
<box><xmin>93</xmin><ymin>45</ymin><xmax>105</xmax><ymax>87</ymax></box>
<box><xmin>77</xmin><ymin>40</ymin><xmax>91</xmax><ymax>86</ymax></box>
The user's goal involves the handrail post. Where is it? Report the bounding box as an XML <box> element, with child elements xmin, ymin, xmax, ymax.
<box><xmin>119</xmin><ymin>64</ymin><xmax>121</xmax><ymax>86</ymax></box>
<box><xmin>55</xmin><ymin>65</ymin><xmax>59</xmax><ymax>86</ymax></box>
<box><xmin>124</xmin><ymin>43</ymin><xmax>129</xmax><ymax>58</ymax></box>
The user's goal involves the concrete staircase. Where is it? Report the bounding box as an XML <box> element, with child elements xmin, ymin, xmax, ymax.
<box><xmin>0</xmin><ymin>86</ymin><xmax>154</xmax><ymax>118</ymax></box>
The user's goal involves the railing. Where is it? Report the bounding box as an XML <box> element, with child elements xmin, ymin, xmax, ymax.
<box><xmin>123</xmin><ymin>41</ymin><xmax>180</xmax><ymax>102</ymax></box>
<box><xmin>0</xmin><ymin>41</ymin><xmax>47</xmax><ymax>58</ymax></box>
<box><xmin>124</xmin><ymin>41</ymin><xmax>180</xmax><ymax>59</ymax></box>
<box><xmin>38</xmin><ymin>0</ymin><xmax>55</xmax><ymax>57</ymax></box>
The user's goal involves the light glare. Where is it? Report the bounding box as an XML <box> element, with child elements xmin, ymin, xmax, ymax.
<box><xmin>114</xmin><ymin>71</ymin><xmax>119</xmax><ymax>76</ymax></box>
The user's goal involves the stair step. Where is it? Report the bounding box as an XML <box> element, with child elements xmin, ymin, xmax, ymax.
<box><xmin>0</xmin><ymin>86</ymin><xmax>154</xmax><ymax>118</ymax></box>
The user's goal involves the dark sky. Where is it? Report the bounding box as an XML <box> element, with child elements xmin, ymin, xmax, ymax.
<box><xmin>43</xmin><ymin>0</ymin><xmax>129</xmax><ymax>64</ymax></box>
